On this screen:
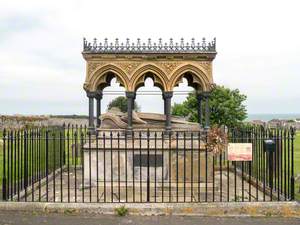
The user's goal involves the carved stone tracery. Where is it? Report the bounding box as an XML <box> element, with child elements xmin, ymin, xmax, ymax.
<box><xmin>114</xmin><ymin>62</ymin><xmax>141</xmax><ymax>75</ymax></box>
<box><xmin>87</xmin><ymin>62</ymin><xmax>105</xmax><ymax>77</ymax></box>
<box><xmin>156</xmin><ymin>62</ymin><xmax>182</xmax><ymax>75</ymax></box>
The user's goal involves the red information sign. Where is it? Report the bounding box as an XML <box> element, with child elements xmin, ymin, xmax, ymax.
<box><xmin>228</xmin><ymin>143</ymin><xmax>252</xmax><ymax>161</ymax></box>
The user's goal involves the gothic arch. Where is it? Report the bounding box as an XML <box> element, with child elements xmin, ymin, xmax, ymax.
<box><xmin>130</xmin><ymin>64</ymin><xmax>168</xmax><ymax>91</ymax></box>
<box><xmin>169</xmin><ymin>64</ymin><xmax>211</xmax><ymax>92</ymax></box>
<box><xmin>88</xmin><ymin>64</ymin><xmax>130</xmax><ymax>91</ymax></box>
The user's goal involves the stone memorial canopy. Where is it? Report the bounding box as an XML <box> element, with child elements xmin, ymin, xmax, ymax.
<box><xmin>81</xmin><ymin>38</ymin><xmax>217</xmax><ymax>132</ymax></box>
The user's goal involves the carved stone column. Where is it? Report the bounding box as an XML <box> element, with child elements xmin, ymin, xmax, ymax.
<box><xmin>163</xmin><ymin>94</ymin><xmax>167</xmax><ymax>115</ymax></box>
<box><xmin>202</xmin><ymin>92</ymin><xmax>211</xmax><ymax>129</ymax></box>
<box><xmin>86</xmin><ymin>91</ymin><xmax>96</xmax><ymax>132</ymax></box>
<box><xmin>95</xmin><ymin>90</ymin><xmax>103</xmax><ymax>128</ymax></box>
<box><xmin>197</xmin><ymin>93</ymin><xmax>203</xmax><ymax>128</ymax></box>
<box><xmin>126</xmin><ymin>91</ymin><xmax>136</xmax><ymax>132</ymax></box>
<box><xmin>163</xmin><ymin>91</ymin><xmax>173</xmax><ymax>133</ymax></box>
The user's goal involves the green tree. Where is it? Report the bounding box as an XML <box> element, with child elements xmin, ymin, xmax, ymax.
<box><xmin>107</xmin><ymin>96</ymin><xmax>140</xmax><ymax>113</ymax></box>
<box><xmin>171</xmin><ymin>86</ymin><xmax>247</xmax><ymax>127</ymax></box>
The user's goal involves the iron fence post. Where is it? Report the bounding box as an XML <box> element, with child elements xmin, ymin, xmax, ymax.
<box><xmin>2</xmin><ymin>129</ymin><xmax>7</xmax><ymax>201</ymax></box>
<box><xmin>290</xmin><ymin>127</ymin><xmax>295</xmax><ymax>200</ymax></box>
<box><xmin>147</xmin><ymin>129</ymin><xmax>150</xmax><ymax>202</ymax></box>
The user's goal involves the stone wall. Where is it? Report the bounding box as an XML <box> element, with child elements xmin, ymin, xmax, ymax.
<box><xmin>0</xmin><ymin>115</ymin><xmax>88</xmax><ymax>129</ymax></box>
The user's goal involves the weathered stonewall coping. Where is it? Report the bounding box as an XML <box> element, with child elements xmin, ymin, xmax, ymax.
<box><xmin>0</xmin><ymin>202</ymin><xmax>299</xmax><ymax>217</ymax></box>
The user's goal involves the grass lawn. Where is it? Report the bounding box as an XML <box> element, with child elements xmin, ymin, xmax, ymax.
<box><xmin>0</xmin><ymin>128</ymin><xmax>83</xmax><ymax>191</ymax></box>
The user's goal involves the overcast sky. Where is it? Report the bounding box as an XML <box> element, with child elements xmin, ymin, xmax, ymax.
<box><xmin>0</xmin><ymin>0</ymin><xmax>299</xmax><ymax>115</ymax></box>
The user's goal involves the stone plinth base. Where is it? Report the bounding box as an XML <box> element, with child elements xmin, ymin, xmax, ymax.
<box><xmin>83</xmin><ymin>138</ymin><xmax>213</xmax><ymax>188</ymax></box>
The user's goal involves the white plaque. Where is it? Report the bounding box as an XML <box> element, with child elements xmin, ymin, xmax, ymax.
<box><xmin>228</xmin><ymin>143</ymin><xmax>252</xmax><ymax>161</ymax></box>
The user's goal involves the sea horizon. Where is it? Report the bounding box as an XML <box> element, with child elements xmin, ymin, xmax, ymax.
<box><xmin>246</xmin><ymin>113</ymin><xmax>300</xmax><ymax>122</ymax></box>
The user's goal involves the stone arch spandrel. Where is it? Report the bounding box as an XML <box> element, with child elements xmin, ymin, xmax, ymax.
<box><xmin>169</xmin><ymin>63</ymin><xmax>213</xmax><ymax>92</ymax></box>
<box><xmin>130</xmin><ymin>64</ymin><xmax>169</xmax><ymax>92</ymax></box>
<box><xmin>87</xmin><ymin>64</ymin><xmax>130</xmax><ymax>91</ymax></box>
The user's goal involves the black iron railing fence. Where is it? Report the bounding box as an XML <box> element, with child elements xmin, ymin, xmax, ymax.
<box><xmin>229</xmin><ymin>127</ymin><xmax>295</xmax><ymax>202</ymax></box>
<box><xmin>1</xmin><ymin>125</ymin><xmax>295</xmax><ymax>203</ymax></box>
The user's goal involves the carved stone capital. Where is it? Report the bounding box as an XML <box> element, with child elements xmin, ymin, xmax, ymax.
<box><xmin>163</xmin><ymin>91</ymin><xmax>173</xmax><ymax>99</ymax></box>
<box><xmin>202</xmin><ymin>91</ymin><xmax>211</xmax><ymax>98</ymax></box>
<box><xmin>95</xmin><ymin>90</ymin><xmax>103</xmax><ymax>100</ymax></box>
<box><xmin>126</xmin><ymin>91</ymin><xmax>136</xmax><ymax>99</ymax></box>
<box><xmin>196</xmin><ymin>93</ymin><xmax>203</xmax><ymax>100</ymax></box>
<box><xmin>86</xmin><ymin>90</ymin><xmax>96</xmax><ymax>98</ymax></box>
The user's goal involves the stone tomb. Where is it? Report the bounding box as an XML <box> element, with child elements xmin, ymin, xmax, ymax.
<box><xmin>83</xmin><ymin>132</ymin><xmax>213</xmax><ymax>190</ymax></box>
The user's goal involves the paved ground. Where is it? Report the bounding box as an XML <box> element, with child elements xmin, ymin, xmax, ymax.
<box><xmin>0</xmin><ymin>212</ymin><xmax>300</xmax><ymax>225</ymax></box>
<box><xmin>18</xmin><ymin>168</ymin><xmax>267</xmax><ymax>203</ymax></box>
